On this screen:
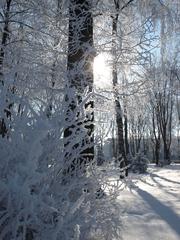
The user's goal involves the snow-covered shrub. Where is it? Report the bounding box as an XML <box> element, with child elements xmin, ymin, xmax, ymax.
<box><xmin>130</xmin><ymin>153</ymin><xmax>149</xmax><ymax>174</ymax></box>
<box><xmin>0</xmin><ymin>104</ymin><xmax>60</xmax><ymax>239</ymax></box>
<box><xmin>0</xmin><ymin>88</ymin><xmax>124</xmax><ymax>240</ymax></box>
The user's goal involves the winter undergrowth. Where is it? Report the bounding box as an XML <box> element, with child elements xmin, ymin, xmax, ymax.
<box><xmin>0</xmin><ymin>89</ymin><xmax>124</xmax><ymax>240</ymax></box>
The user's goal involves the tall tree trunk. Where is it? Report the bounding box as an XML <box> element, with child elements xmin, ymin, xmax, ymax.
<box><xmin>155</xmin><ymin>137</ymin><xmax>160</xmax><ymax>165</ymax></box>
<box><xmin>112</xmin><ymin>0</ymin><xmax>128</xmax><ymax>177</ymax></box>
<box><xmin>164</xmin><ymin>149</ymin><xmax>170</xmax><ymax>164</ymax></box>
<box><xmin>159</xmin><ymin>14</ymin><xmax>173</xmax><ymax>166</ymax></box>
<box><xmin>163</xmin><ymin>138</ymin><xmax>171</xmax><ymax>165</ymax></box>
<box><xmin>0</xmin><ymin>0</ymin><xmax>12</xmax><ymax>137</ymax></box>
<box><xmin>124</xmin><ymin>111</ymin><xmax>129</xmax><ymax>155</ymax></box>
<box><xmin>112</xmin><ymin>122</ymin><xmax>118</xmax><ymax>159</ymax></box>
<box><xmin>152</xmin><ymin>107</ymin><xmax>161</xmax><ymax>165</ymax></box>
<box><xmin>63</xmin><ymin>0</ymin><xmax>94</xmax><ymax>178</ymax></box>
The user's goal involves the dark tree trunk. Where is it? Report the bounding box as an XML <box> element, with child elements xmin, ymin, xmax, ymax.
<box><xmin>112</xmin><ymin>0</ymin><xmax>128</xmax><ymax>177</ymax></box>
<box><xmin>155</xmin><ymin>139</ymin><xmax>160</xmax><ymax>165</ymax></box>
<box><xmin>151</xmin><ymin>106</ymin><xmax>161</xmax><ymax>165</ymax></box>
<box><xmin>63</xmin><ymin>0</ymin><xmax>94</xmax><ymax>177</ymax></box>
<box><xmin>112</xmin><ymin>124</ymin><xmax>118</xmax><ymax>159</ymax></box>
<box><xmin>0</xmin><ymin>0</ymin><xmax>12</xmax><ymax>138</ymax></box>
<box><xmin>124</xmin><ymin>114</ymin><xmax>129</xmax><ymax>155</ymax></box>
<box><xmin>164</xmin><ymin>142</ymin><xmax>170</xmax><ymax>165</ymax></box>
<box><xmin>158</xmin><ymin>91</ymin><xmax>173</xmax><ymax>166</ymax></box>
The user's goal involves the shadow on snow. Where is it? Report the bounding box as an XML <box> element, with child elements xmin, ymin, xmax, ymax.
<box><xmin>137</xmin><ymin>188</ymin><xmax>180</xmax><ymax>236</ymax></box>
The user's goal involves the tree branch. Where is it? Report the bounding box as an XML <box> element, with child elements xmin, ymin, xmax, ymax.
<box><xmin>121</xmin><ymin>0</ymin><xmax>135</xmax><ymax>11</ymax></box>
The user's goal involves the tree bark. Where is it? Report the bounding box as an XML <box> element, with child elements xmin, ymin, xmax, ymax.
<box><xmin>63</xmin><ymin>0</ymin><xmax>94</xmax><ymax>177</ymax></box>
<box><xmin>112</xmin><ymin>0</ymin><xmax>128</xmax><ymax>177</ymax></box>
<box><xmin>152</xmin><ymin>106</ymin><xmax>161</xmax><ymax>165</ymax></box>
<box><xmin>0</xmin><ymin>0</ymin><xmax>12</xmax><ymax>137</ymax></box>
<box><xmin>124</xmin><ymin>112</ymin><xmax>129</xmax><ymax>155</ymax></box>
<box><xmin>155</xmin><ymin>139</ymin><xmax>160</xmax><ymax>165</ymax></box>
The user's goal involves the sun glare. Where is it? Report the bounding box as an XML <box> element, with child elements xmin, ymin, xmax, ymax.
<box><xmin>93</xmin><ymin>53</ymin><xmax>112</xmax><ymax>89</ymax></box>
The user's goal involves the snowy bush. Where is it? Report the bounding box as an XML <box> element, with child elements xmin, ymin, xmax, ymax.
<box><xmin>0</xmin><ymin>87</ymin><xmax>124</xmax><ymax>240</ymax></box>
<box><xmin>130</xmin><ymin>153</ymin><xmax>149</xmax><ymax>174</ymax></box>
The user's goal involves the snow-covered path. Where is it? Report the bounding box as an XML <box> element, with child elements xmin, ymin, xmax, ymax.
<box><xmin>118</xmin><ymin>164</ymin><xmax>180</xmax><ymax>240</ymax></box>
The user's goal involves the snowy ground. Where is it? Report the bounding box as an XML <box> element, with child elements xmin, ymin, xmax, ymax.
<box><xmin>118</xmin><ymin>164</ymin><xmax>180</xmax><ymax>240</ymax></box>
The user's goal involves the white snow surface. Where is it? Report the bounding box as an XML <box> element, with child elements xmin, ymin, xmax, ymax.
<box><xmin>118</xmin><ymin>164</ymin><xmax>180</xmax><ymax>240</ymax></box>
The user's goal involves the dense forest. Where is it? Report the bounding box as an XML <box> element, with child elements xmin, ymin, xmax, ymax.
<box><xmin>0</xmin><ymin>0</ymin><xmax>179</xmax><ymax>239</ymax></box>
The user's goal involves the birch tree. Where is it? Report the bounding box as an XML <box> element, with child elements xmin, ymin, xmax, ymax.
<box><xmin>63</xmin><ymin>0</ymin><xmax>94</xmax><ymax>177</ymax></box>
